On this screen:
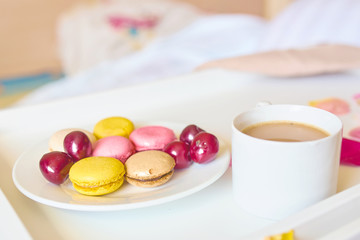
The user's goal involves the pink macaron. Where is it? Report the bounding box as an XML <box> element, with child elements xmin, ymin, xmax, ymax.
<box><xmin>92</xmin><ymin>136</ymin><xmax>135</xmax><ymax>163</ymax></box>
<box><xmin>129</xmin><ymin>126</ymin><xmax>176</xmax><ymax>151</ymax></box>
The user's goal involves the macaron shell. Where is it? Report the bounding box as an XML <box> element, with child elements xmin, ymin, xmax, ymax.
<box><xmin>125</xmin><ymin>150</ymin><xmax>175</xmax><ymax>181</ymax></box>
<box><xmin>49</xmin><ymin>128</ymin><xmax>96</xmax><ymax>152</ymax></box>
<box><xmin>129</xmin><ymin>126</ymin><xmax>176</xmax><ymax>151</ymax></box>
<box><xmin>69</xmin><ymin>157</ymin><xmax>125</xmax><ymax>196</ymax></box>
<box><xmin>92</xmin><ymin>136</ymin><xmax>135</xmax><ymax>163</ymax></box>
<box><xmin>73</xmin><ymin>178</ymin><xmax>124</xmax><ymax>196</ymax></box>
<box><xmin>125</xmin><ymin>170</ymin><xmax>173</xmax><ymax>188</ymax></box>
<box><xmin>93</xmin><ymin>117</ymin><xmax>134</xmax><ymax>139</ymax></box>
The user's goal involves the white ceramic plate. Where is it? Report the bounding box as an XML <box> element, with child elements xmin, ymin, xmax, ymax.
<box><xmin>12</xmin><ymin>122</ymin><xmax>230</xmax><ymax>211</ymax></box>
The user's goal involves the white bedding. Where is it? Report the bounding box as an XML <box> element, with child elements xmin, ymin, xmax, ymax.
<box><xmin>15</xmin><ymin>0</ymin><xmax>360</xmax><ymax>106</ymax></box>
<box><xmin>16</xmin><ymin>14</ymin><xmax>265</xmax><ymax>106</ymax></box>
<box><xmin>259</xmin><ymin>0</ymin><xmax>360</xmax><ymax>51</ymax></box>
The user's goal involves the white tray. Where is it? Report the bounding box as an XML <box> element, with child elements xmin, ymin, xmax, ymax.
<box><xmin>1</xmin><ymin>69</ymin><xmax>360</xmax><ymax>239</ymax></box>
<box><xmin>0</xmin><ymin>188</ymin><xmax>31</xmax><ymax>240</ymax></box>
<box><xmin>244</xmin><ymin>183</ymin><xmax>360</xmax><ymax>239</ymax></box>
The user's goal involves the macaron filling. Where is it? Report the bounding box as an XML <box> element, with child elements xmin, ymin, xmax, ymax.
<box><xmin>73</xmin><ymin>177</ymin><xmax>124</xmax><ymax>195</ymax></box>
<box><xmin>126</xmin><ymin>170</ymin><xmax>174</xmax><ymax>183</ymax></box>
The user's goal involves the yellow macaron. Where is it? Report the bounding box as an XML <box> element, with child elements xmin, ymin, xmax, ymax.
<box><xmin>93</xmin><ymin>116</ymin><xmax>134</xmax><ymax>139</ymax></box>
<box><xmin>69</xmin><ymin>156</ymin><xmax>125</xmax><ymax>196</ymax></box>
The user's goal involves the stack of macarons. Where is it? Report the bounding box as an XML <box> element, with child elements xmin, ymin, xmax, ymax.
<box><xmin>45</xmin><ymin>116</ymin><xmax>178</xmax><ymax>196</ymax></box>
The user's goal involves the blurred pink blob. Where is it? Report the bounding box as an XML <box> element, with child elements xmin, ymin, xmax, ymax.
<box><xmin>353</xmin><ymin>93</ymin><xmax>360</xmax><ymax>106</ymax></box>
<box><xmin>349</xmin><ymin>127</ymin><xmax>360</xmax><ymax>141</ymax></box>
<box><xmin>108</xmin><ymin>15</ymin><xmax>158</xmax><ymax>30</ymax></box>
<box><xmin>309</xmin><ymin>97</ymin><xmax>350</xmax><ymax>115</ymax></box>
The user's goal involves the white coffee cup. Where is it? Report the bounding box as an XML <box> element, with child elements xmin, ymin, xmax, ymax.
<box><xmin>232</xmin><ymin>104</ymin><xmax>343</xmax><ymax>220</ymax></box>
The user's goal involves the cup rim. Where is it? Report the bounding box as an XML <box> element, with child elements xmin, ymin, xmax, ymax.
<box><xmin>232</xmin><ymin>104</ymin><xmax>343</xmax><ymax>144</ymax></box>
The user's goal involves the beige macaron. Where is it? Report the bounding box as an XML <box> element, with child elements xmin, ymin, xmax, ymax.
<box><xmin>49</xmin><ymin>128</ymin><xmax>97</xmax><ymax>152</ymax></box>
<box><xmin>125</xmin><ymin>150</ymin><xmax>176</xmax><ymax>188</ymax></box>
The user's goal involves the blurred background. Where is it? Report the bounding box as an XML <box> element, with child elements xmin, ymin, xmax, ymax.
<box><xmin>0</xmin><ymin>0</ymin><xmax>293</xmax><ymax>108</ymax></box>
<box><xmin>9</xmin><ymin>0</ymin><xmax>359</xmax><ymax>108</ymax></box>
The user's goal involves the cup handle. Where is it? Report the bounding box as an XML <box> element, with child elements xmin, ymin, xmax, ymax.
<box><xmin>256</xmin><ymin>101</ymin><xmax>272</xmax><ymax>108</ymax></box>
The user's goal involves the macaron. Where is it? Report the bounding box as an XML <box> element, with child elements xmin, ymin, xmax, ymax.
<box><xmin>93</xmin><ymin>116</ymin><xmax>134</xmax><ymax>139</ymax></box>
<box><xmin>69</xmin><ymin>156</ymin><xmax>125</xmax><ymax>196</ymax></box>
<box><xmin>92</xmin><ymin>136</ymin><xmax>136</xmax><ymax>164</ymax></box>
<box><xmin>129</xmin><ymin>126</ymin><xmax>176</xmax><ymax>151</ymax></box>
<box><xmin>125</xmin><ymin>150</ymin><xmax>176</xmax><ymax>188</ymax></box>
<box><xmin>49</xmin><ymin>128</ymin><xmax>96</xmax><ymax>152</ymax></box>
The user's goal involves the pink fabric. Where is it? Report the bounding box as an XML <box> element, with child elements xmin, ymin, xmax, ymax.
<box><xmin>340</xmin><ymin>138</ymin><xmax>360</xmax><ymax>166</ymax></box>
